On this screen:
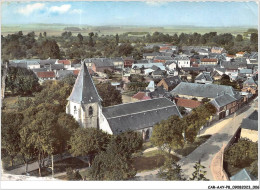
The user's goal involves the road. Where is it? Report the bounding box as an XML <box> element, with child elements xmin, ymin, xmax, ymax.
<box><xmin>136</xmin><ymin>99</ymin><xmax>257</xmax><ymax>180</ymax></box>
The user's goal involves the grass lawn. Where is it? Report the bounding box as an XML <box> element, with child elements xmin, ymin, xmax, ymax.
<box><xmin>133</xmin><ymin>150</ymin><xmax>180</xmax><ymax>172</ymax></box>
<box><xmin>28</xmin><ymin>157</ymin><xmax>88</xmax><ymax>177</ymax></box>
<box><xmin>175</xmin><ymin>135</ymin><xmax>211</xmax><ymax>157</ymax></box>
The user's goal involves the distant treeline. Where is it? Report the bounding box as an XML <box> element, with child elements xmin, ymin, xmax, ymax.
<box><xmin>1</xmin><ymin>28</ymin><xmax>258</xmax><ymax>61</ymax></box>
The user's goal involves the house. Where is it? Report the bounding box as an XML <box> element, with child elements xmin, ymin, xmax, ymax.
<box><xmin>230</xmin><ymin>169</ymin><xmax>257</xmax><ymax>181</ymax></box>
<box><xmin>143</xmin><ymin>52</ymin><xmax>161</xmax><ymax>60</ymax></box>
<box><xmin>66</xmin><ymin>63</ymin><xmax>182</xmax><ymax>140</ymax></box>
<box><xmin>131</xmin><ymin>92</ymin><xmax>151</xmax><ymax>102</ymax></box>
<box><xmin>170</xmin><ymin>82</ymin><xmax>241</xmax><ymax>101</ymax></box>
<box><xmin>40</xmin><ymin>59</ymin><xmax>57</xmax><ymax>67</ymax></box>
<box><xmin>211</xmin><ymin>70</ymin><xmax>223</xmax><ymax>81</ymax></box>
<box><xmin>36</xmin><ymin>71</ymin><xmax>56</xmax><ymax>82</ymax></box>
<box><xmin>197</xmin><ymin>49</ymin><xmax>210</xmax><ymax>56</ymax></box>
<box><xmin>152</xmin><ymin>68</ymin><xmax>166</xmax><ymax>78</ymax></box>
<box><xmin>9</xmin><ymin>60</ymin><xmax>28</xmax><ymax>69</ymax></box>
<box><xmin>26</xmin><ymin>60</ymin><xmax>41</xmax><ymax>69</ymax></box>
<box><xmin>165</xmin><ymin>61</ymin><xmax>177</xmax><ymax>71</ymax></box>
<box><xmin>91</xmin><ymin>59</ymin><xmax>114</xmax><ymax>73</ymax></box>
<box><xmin>58</xmin><ymin>60</ymin><xmax>71</xmax><ymax>69</ymax></box>
<box><xmin>195</xmin><ymin>72</ymin><xmax>213</xmax><ymax>84</ymax></box>
<box><xmin>236</xmin><ymin>52</ymin><xmax>245</xmax><ymax>57</ymax></box>
<box><xmin>174</xmin><ymin>97</ymin><xmax>201</xmax><ymax>112</ymax></box>
<box><xmin>111</xmin><ymin>58</ymin><xmax>124</xmax><ymax>69</ymax></box>
<box><xmin>157</xmin><ymin>76</ymin><xmax>182</xmax><ymax>91</ymax></box>
<box><xmin>50</xmin><ymin>64</ymin><xmax>64</xmax><ymax>73</ymax></box>
<box><xmin>239</xmin><ymin>69</ymin><xmax>253</xmax><ymax>78</ymax></box>
<box><xmin>210</xmin><ymin>93</ymin><xmax>238</xmax><ymax>119</ymax></box>
<box><xmin>240</xmin><ymin>110</ymin><xmax>258</xmax><ymax>142</ymax></box>
<box><xmin>225</xmin><ymin>54</ymin><xmax>236</xmax><ymax>61</ymax></box>
<box><xmin>200</xmin><ymin>58</ymin><xmax>218</xmax><ymax>66</ymax></box>
<box><xmin>241</xmin><ymin>77</ymin><xmax>258</xmax><ymax>95</ymax></box>
<box><xmin>174</xmin><ymin>56</ymin><xmax>191</xmax><ymax>68</ymax></box>
<box><xmin>149</xmin><ymin>86</ymin><xmax>168</xmax><ymax>99</ymax></box>
<box><xmin>211</xmin><ymin>47</ymin><xmax>224</xmax><ymax>54</ymax></box>
<box><xmin>123</xmin><ymin>57</ymin><xmax>135</xmax><ymax>68</ymax></box>
<box><xmin>153</xmin><ymin>56</ymin><xmax>174</xmax><ymax>63</ymax></box>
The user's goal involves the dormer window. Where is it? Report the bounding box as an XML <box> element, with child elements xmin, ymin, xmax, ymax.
<box><xmin>74</xmin><ymin>106</ymin><xmax>77</xmax><ymax>115</ymax></box>
<box><xmin>89</xmin><ymin>106</ymin><xmax>93</xmax><ymax>117</ymax></box>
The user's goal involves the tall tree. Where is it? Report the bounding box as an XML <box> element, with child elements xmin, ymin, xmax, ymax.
<box><xmin>89</xmin><ymin>32</ymin><xmax>94</xmax><ymax>47</ymax></box>
<box><xmin>69</xmin><ymin>128</ymin><xmax>111</xmax><ymax>166</ymax></box>
<box><xmin>151</xmin><ymin>115</ymin><xmax>184</xmax><ymax>153</ymax></box>
<box><xmin>96</xmin><ymin>82</ymin><xmax>122</xmax><ymax>107</ymax></box>
<box><xmin>77</xmin><ymin>33</ymin><xmax>83</xmax><ymax>43</ymax></box>
<box><xmin>115</xmin><ymin>33</ymin><xmax>119</xmax><ymax>45</ymax></box>
<box><xmin>38</xmin><ymin>39</ymin><xmax>60</xmax><ymax>59</ymax></box>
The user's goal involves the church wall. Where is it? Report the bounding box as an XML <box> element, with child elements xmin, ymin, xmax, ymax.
<box><xmin>82</xmin><ymin>103</ymin><xmax>100</xmax><ymax>129</ymax></box>
<box><xmin>68</xmin><ymin>101</ymin><xmax>81</xmax><ymax>123</ymax></box>
<box><xmin>99</xmin><ymin>112</ymin><xmax>113</xmax><ymax>134</ymax></box>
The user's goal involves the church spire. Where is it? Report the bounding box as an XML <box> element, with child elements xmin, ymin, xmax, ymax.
<box><xmin>68</xmin><ymin>62</ymin><xmax>102</xmax><ymax>104</ymax></box>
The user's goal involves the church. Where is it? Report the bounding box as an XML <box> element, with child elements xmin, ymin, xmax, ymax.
<box><xmin>66</xmin><ymin>62</ymin><xmax>182</xmax><ymax>140</ymax></box>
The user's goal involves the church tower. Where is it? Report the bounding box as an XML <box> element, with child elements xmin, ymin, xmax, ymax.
<box><xmin>66</xmin><ymin>62</ymin><xmax>102</xmax><ymax>129</ymax></box>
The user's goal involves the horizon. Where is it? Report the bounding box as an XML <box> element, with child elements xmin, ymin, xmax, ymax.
<box><xmin>1</xmin><ymin>1</ymin><xmax>258</xmax><ymax>27</ymax></box>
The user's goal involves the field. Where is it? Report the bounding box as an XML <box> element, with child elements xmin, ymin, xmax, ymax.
<box><xmin>1</xmin><ymin>24</ymin><xmax>252</xmax><ymax>36</ymax></box>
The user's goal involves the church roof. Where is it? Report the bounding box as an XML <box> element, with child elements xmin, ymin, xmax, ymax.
<box><xmin>68</xmin><ymin>63</ymin><xmax>102</xmax><ymax>104</ymax></box>
<box><xmin>102</xmin><ymin>98</ymin><xmax>182</xmax><ymax>134</ymax></box>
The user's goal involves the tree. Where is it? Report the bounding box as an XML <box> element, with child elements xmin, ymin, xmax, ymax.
<box><xmin>158</xmin><ymin>156</ymin><xmax>185</xmax><ymax>180</ymax></box>
<box><xmin>224</xmin><ymin>138</ymin><xmax>257</xmax><ymax>168</ymax></box>
<box><xmin>89</xmin><ymin>32</ymin><xmax>94</xmax><ymax>47</ymax></box>
<box><xmin>21</xmin><ymin>105</ymin><xmax>59</xmax><ymax>176</ymax></box>
<box><xmin>66</xmin><ymin>168</ymin><xmax>83</xmax><ymax>181</ymax></box>
<box><xmin>113</xmin><ymin>131</ymin><xmax>143</xmax><ymax>156</ymax></box>
<box><xmin>38</xmin><ymin>39</ymin><xmax>60</xmax><ymax>59</ymax></box>
<box><xmin>77</xmin><ymin>33</ymin><xmax>83</xmax><ymax>43</ymax></box>
<box><xmin>43</xmin><ymin>32</ymin><xmax>47</xmax><ymax>37</ymax></box>
<box><xmin>88</xmin><ymin>141</ymin><xmax>136</xmax><ymax>180</ymax></box>
<box><xmin>201</xmin><ymin>98</ymin><xmax>210</xmax><ymax>104</ymax></box>
<box><xmin>189</xmin><ymin>160</ymin><xmax>208</xmax><ymax>181</ymax></box>
<box><xmin>96</xmin><ymin>82</ymin><xmax>122</xmax><ymax>107</ymax></box>
<box><xmin>69</xmin><ymin>128</ymin><xmax>111</xmax><ymax>166</ymax></box>
<box><xmin>1</xmin><ymin>112</ymin><xmax>24</xmax><ymax>166</ymax></box>
<box><xmin>151</xmin><ymin>115</ymin><xmax>184</xmax><ymax>154</ymax></box>
<box><xmin>5</xmin><ymin>67</ymin><xmax>40</xmax><ymax>95</ymax></box>
<box><xmin>250</xmin><ymin>33</ymin><xmax>258</xmax><ymax>44</ymax></box>
<box><xmin>115</xmin><ymin>33</ymin><xmax>119</xmax><ymax>45</ymax></box>
<box><xmin>118</xmin><ymin>43</ymin><xmax>133</xmax><ymax>56</ymax></box>
<box><xmin>235</xmin><ymin>34</ymin><xmax>243</xmax><ymax>42</ymax></box>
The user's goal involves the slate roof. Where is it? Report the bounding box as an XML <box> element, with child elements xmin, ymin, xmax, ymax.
<box><xmin>56</xmin><ymin>70</ymin><xmax>74</xmax><ymax>79</ymax></box>
<box><xmin>163</xmin><ymin>76</ymin><xmax>182</xmax><ymax>87</ymax></box>
<box><xmin>239</xmin><ymin>69</ymin><xmax>252</xmax><ymax>74</ymax></box>
<box><xmin>51</xmin><ymin>64</ymin><xmax>64</xmax><ymax>70</ymax></box>
<box><xmin>92</xmin><ymin>59</ymin><xmax>114</xmax><ymax>67</ymax></box>
<box><xmin>175</xmin><ymin>97</ymin><xmax>201</xmax><ymax>109</ymax></box>
<box><xmin>9</xmin><ymin>62</ymin><xmax>27</xmax><ymax>68</ymax></box>
<box><xmin>149</xmin><ymin>86</ymin><xmax>168</xmax><ymax>98</ymax></box>
<box><xmin>211</xmin><ymin>94</ymin><xmax>237</xmax><ymax>108</ymax></box>
<box><xmin>170</xmin><ymin>82</ymin><xmax>240</xmax><ymax>99</ymax></box>
<box><xmin>243</xmin><ymin>77</ymin><xmax>257</xmax><ymax>86</ymax></box>
<box><xmin>143</xmin><ymin>52</ymin><xmax>161</xmax><ymax>57</ymax></box>
<box><xmin>40</xmin><ymin>59</ymin><xmax>57</xmax><ymax>65</ymax></box>
<box><xmin>102</xmin><ymin>98</ymin><xmax>182</xmax><ymax>134</ymax></box>
<box><xmin>195</xmin><ymin>72</ymin><xmax>213</xmax><ymax>82</ymax></box>
<box><xmin>153</xmin><ymin>69</ymin><xmax>165</xmax><ymax>75</ymax></box>
<box><xmin>68</xmin><ymin>63</ymin><xmax>102</xmax><ymax>104</ymax></box>
<box><xmin>230</xmin><ymin>169</ymin><xmax>257</xmax><ymax>181</ymax></box>
<box><xmin>32</xmin><ymin>68</ymin><xmax>48</xmax><ymax>73</ymax></box>
<box><xmin>240</xmin><ymin>110</ymin><xmax>258</xmax><ymax>131</ymax></box>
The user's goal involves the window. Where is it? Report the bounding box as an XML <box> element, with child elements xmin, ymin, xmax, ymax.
<box><xmin>89</xmin><ymin>106</ymin><xmax>93</xmax><ymax>117</ymax></box>
<box><xmin>74</xmin><ymin>106</ymin><xmax>77</xmax><ymax>115</ymax></box>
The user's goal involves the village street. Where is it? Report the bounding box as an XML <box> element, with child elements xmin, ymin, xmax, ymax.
<box><xmin>136</xmin><ymin>98</ymin><xmax>258</xmax><ymax>180</ymax></box>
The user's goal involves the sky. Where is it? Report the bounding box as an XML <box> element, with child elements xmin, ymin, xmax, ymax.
<box><xmin>1</xmin><ymin>1</ymin><xmax>258</xmax><ymax>27</ymax></box>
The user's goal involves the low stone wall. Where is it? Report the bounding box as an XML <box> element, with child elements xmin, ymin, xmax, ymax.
<box><xmin>210</xmin><ymin>144</ymin><xmax>229</xmax><ymax>181</ymax></box>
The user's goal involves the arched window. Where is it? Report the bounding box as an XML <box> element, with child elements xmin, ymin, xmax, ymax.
<box><xmin>74</xmin><ymin>106</ymin><xmax>77</xmax><ymax>115</ymax></box>
<box><xmin>89</xmin><ymin>106</ymin><xmax>93</xmax><ymax>117</ymax></box>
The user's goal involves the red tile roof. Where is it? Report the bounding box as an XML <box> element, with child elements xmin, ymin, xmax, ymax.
<box><xmin>132</xmin><ymin>92</ymin><xmax>151</xmax><ymax>101</ymax></box>
<box><xmin>175</xmin><ymin>97</ymin><xmax>201</xmax><ymax>109</ymax></box>
<box><xmin>236</xmin><ymin>52</ymin><xmax>245</xmax><ymax>55</ymax></box>
<box><xmin>58</xmin><ymin>60</ymin><xmax>71</xmax><ymax>65</ymax></box>
<box><xmin>226</xmin><ymin>54</ymin><xmax>235</xmax><ymax>57</ymax></box>
<box><xmin>73</xmin><ymin>70</ymin><xmax>80</xmax><ymax>75</ymax></box>
<box><xmin>37</xmin><ymin>71</ymin><xmax>55</xmax><ymax>78</ymax></box>
<box><xmin>201</xmin><ymin>58</ymin><xmax>218</xmax><ymax>62</ymax></box>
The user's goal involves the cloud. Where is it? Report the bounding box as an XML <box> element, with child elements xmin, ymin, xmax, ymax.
<box><xmin>70</xmin><ymin>9</ymin><xmax>83</xmax><ymax>14</ymax></box>
<box><xmin>49</xmin><ymin>4</ymin><xmax>71</xmax><ymax>14</ymax></box>
<box><xmin>145</xmin><ymin>1</ymin><xmax>168</xmax><ymax>6</ymax></box>
<box><xmin>17</xmin><ymin>3</ymin><xmax>45</xmax><ymax>15</ymax></box>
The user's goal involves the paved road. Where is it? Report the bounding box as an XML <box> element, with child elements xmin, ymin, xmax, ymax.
<box><xmin>136</xmin><ymin>99</ymin><xmax>257</xmax><ymax>180</ymax></box>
